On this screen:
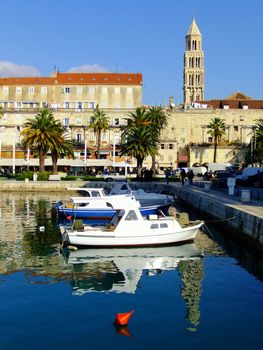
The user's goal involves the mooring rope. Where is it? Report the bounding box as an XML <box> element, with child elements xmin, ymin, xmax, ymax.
<box><xmin>204</xmin><ymin>216</ymin><xmax>236</xmax><ymax>223</ymax></box>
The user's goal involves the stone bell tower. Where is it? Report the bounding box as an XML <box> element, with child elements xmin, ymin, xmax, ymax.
<box><xmin>183</xmin><ymin>19</ymin><xmax>204</xmax><ymax>104</ymax></box>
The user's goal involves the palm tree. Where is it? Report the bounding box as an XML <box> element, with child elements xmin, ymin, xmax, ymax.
<box><xmin>145</xmin><ymin>106</ymin><xmax>168</xmax><ymax>173</ymax></box>
<box><xmin>90</xmin><ymin>106</ymin><xmax>109</xmax><ymax>159</ymax></box>
<box><xmin>120</xmin><ymin>107</ymin><xmax>158</xmax><ymax>178</ymax></box>
<box><xmin>50</xmin><ymin>127</ymin><xmax>75</xmax><ymax>174</ymax></box>
<box><xmin>20</xmin><ymin>108</ymin><xmax>64</xmax><ymax>172</ymax></box>
<box><xmin>207</xmin><ymin>117</ymin><xmax>226</xmax><ymax>162</ymax></box>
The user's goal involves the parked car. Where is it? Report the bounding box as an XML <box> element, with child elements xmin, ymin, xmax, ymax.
<box><xmin>211</xmin><ymin>170</ymin><xmax>240</xmax><ymax>188</ymax></box>
<box><xmin>239</xmin><ymin>172</ymin><xmax>263</xmax><ymax>188</ymax></box>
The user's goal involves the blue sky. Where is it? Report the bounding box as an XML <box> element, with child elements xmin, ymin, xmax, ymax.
<box><xmin>0</xmin><ymin>0</ymin><xmax>262</xmax><ymax>105</ymax></box>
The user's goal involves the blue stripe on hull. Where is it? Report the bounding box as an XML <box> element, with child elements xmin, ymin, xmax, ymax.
<box><xmin>57</xmin><ymin>203</ymin><xmax>171</xmax><ymax>220</ymax></box>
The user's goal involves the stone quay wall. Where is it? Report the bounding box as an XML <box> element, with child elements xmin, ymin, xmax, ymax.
<box><xmin>177</xmin><ymin>185</ymin><xmax>263</xmax><ymax>250</ymax></box>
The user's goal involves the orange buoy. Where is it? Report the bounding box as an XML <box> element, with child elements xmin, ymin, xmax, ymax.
<box><xmin>114</xmin><ymin>310</ymin><xmax>134</xmax><ymax>326</ymax></box>
<box><xmin>66</xmin><ymin>215</ymin><xmax>73</xmax><ymax>220</ymax></box>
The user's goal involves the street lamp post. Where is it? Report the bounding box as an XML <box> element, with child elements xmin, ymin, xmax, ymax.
<box><xmin>12</xmin><ymin>127</ymin><xmax>16</xmax><ymax>174</ymax></box>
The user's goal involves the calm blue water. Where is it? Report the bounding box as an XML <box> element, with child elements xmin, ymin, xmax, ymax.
<box><xmin>0</xmin><ymin>192</ymin><xmax>262</xmax><ymax>350</ymax></box>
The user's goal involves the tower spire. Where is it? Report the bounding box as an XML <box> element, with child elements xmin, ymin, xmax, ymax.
<box><xmin>183</xmin><ymin>19</ymin><xmax>204</xmax><ymax>104</ymax></box>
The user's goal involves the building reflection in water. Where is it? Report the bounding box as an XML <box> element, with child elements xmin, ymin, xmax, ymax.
<box><xmin>0</xmin><ymin>192</ymin><xmax>263</xmax><ymax>332</ymax></box>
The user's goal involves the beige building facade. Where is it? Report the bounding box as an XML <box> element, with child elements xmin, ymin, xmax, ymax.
<box><xmin>0</xmin><ymin>19</ymin><xmax>261</xmax><ymax>173</ymax></box>
<box><xmin>0</xmin><ymin>72</ymin><xmax>143</xmax><ymax>169</ymax></box>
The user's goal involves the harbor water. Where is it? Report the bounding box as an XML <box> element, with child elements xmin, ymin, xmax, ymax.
<box><xmin>0</xmin><ymin>192</ymin><xmax>262</xmax><ymax>350</ymax></box>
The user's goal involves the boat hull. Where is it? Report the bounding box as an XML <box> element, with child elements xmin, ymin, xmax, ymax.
<box><xmin>62</xmin><ymin>222</ymin><xmax>203</xmax><ymax>248</ymax></box>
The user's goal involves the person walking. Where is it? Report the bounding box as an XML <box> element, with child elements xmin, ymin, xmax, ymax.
<box><xmin>180</xmin><ymin>168</ymin><xmax>187</xmax><ymax>185</ymax></box>
<box><xmin>187</xmin><ymin>169</ymin><xmax>194</xmax><ymax>185</ymax></box>
<box><xmin>165</xmin><ymin>168</ymin><xmax>170</xmax><ymax>184</ymax></box>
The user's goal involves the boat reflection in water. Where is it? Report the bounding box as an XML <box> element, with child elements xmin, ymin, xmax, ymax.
<box><xmin>64</xmin><ymin>243</ymin><xmax>204</xmax><ymax>295</ymax></box>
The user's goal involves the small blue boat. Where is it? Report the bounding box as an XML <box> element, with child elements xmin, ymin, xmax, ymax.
<box><xmin>54</xmin><ymin>195</ymin><xmax>171</xmax><ymax>225</ymax></box>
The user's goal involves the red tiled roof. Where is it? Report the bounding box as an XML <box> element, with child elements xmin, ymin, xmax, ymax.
<box><xmin>200</xmin><ymin>91</ymin><xmax>263</xmax><ymax>109</ymax></box>
<box><xmin>0</xmin><ymin>72</ymin><xmax>143</xmax><ymax>86</ymax></box>
<box><xmin>199</xmin><ymin>99</ymin><xmax>263</xmax><ymax>109</ymax></box>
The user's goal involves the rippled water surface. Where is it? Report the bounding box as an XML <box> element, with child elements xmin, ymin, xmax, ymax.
<box><xmin>0</xmin><ymin>192</ymin><xmax>262</xmax><ymax>350</ymax></box>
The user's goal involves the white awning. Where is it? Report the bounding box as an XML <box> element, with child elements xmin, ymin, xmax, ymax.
<box><xmin>86</xmin><ymin>159</ymin><xmax>112</xmax><ymax>167</ymax></box>
<box><xmin>0</xmin><ymin>159</ymin><xmax>26</xmax><ymax>166</ymax></box>
<box><xmin>113</xmin><ymin>161</ymin><xmax>136</xmax><ymax>168</ymax></box>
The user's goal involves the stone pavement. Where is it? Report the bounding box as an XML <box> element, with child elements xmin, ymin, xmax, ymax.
<box><xmin>178</xmin><ymin>183</ymin><xmax>263</xmax><ymax>219</ymax></box>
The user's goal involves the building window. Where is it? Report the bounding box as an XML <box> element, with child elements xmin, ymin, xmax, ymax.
<box><xmin>208</xmin><ymin>137</ymin><xmax>213</xmax><ymax>143</ymax></box>
<box><xmin>3</xmin><ymin>86</ymin><xmax>8</xmax><ymax>94</ymax></box>
<box><xmin>76</xmin><ymin>133</ymin><xmax>82</xmax><ymax>142</ymax></box>
<box><xmin>76</xmin><ymin>118</ymin><xmax>82</xmax><ymax>125</ymax></box>
<box><xmin>41</xmin><ymin>102</ymin><xmax>47</xmax><ymax>108</ymax></box>
<box><xmin>77</xmin><ymin>87</ymin><xmax>83</xmax><ymax>95</ymax></box>
<box><xmin>77</xmin><ymin>102</ymin><xmax>82</xmax><ymax>109</ymax></box>
<box><xmin>89</xmin><ymin>132</ymin><xmax>94</xmax><ymax>141</ymax></box>
<box><xmin>102</xmin><ymin>132</ymin><xmax>107</xmax><ymax>141</ymax></box>
<box><xmin>65</xmin><ymin>102</ymin><xmax>70</xmax><ymax>109</ymax></box>
<box><xmin>63</xmin><ymin>118</ymin><xmax>70</xmax><ymax>125</ymax></box>
<box><xmin>160</xmin><ymin>144</ymin><xmax>165</xmax><ymax>149</ymax></box>
<box><xmin>114</xmin><ymin>118</ymin><xmax>119</xmax><ymax>126</ymax></box>
<box><xmin>28</xmin><ymin>87</ymin><xmax>34</xmax><ymax>94</ymax></box>
<box><xmin>88</xmin><ymin>102</ymin><xmax>95</xmax><ymax>109</ymax></box>
<box><xmin>89</xmin><ymin>117</ymin><xmax>94</xmax><ymax>124</ymax></box>
<box><xmin>168</xmin><ymin>144</ymin><xmax>173</xmax><ymax>149</ymax></box>
<box><xmin>41</xmin><ymin>87</ymin><xmax>47</xmax><ymax>94</ymax></box>
<box><xmin>180</xmin><ymin>138</ymin><xmax>185</xmax><ymax>144</ymax></box>
<box><xmin>16</xmin><ymin>87</ymin><xmax>22</xmax><ymax>94</ymax></box>
<box><xmin>15</xmin><ymin>102</ymin><xmax>22</xmax><ymax>108</ymax></box>
<box><xmin>64</xmin><ymin>87</ymin><xmax>71</xmax><ymax>94</ymax></box>
<box><xmin>113</xmin><ymin>131</ymin><xmax>120</xmax><ymax>143</ymax></box>
<box><xmin>29</xmin><ymin>103</ymin><xmax>34</xmax><ymax>108</ymax></box>
<box><xmin>234</xmin><ymin>126</ymin><xmax>239</xmax><ymax>131</ymax></box>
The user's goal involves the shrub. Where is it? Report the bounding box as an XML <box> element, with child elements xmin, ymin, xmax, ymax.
<box><xmin>81</xmin><ymin>175</ymin><xmax>103</xmax><ymax>181</ymax></box>
<box><xmin>61</xmin><ymin>175</ymin><xmax>78</xmax><ymax>181</ymax></box>
<box><xmin>15</xmin><ymin>171</ymin><xmax>34</xmax><ymax>181</ymax></box>
<box><xmin>37</xmin><ymin>171</ymin><xmax>50</xmax><ymax>181</ymax></box>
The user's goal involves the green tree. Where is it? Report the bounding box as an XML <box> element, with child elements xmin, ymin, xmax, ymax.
<box><xmin>20</xmin><ymin>108</ymin><xmax>64</xmax><ymax>172</ymax></box>
<box><xmin>207</xmin><ymin>117</ymin><xmax>226</xmax><ymax>162</ymax></box>
<box><xmin>120</xmin><ymin>107</ymin><xmax>158</xmax><ymax>178</ymax></box>
<box><xmin>50</xmin><ymin>127</ymin><xmax>75</xmax><ymax>174</ymax></box>
<box><xmin>90</xmin><ymin>106</ymin><xmax>109</xmax><ymax>159</ymax></box>
<box><xmin>251</xmin><ymin>118</ymin><xmax>263</xmax><ymax>164</ymax></box>
<box><xmin>145</xmin><ymin>106</ymin><xmax>168</xmax><ymax>173</ymax></box>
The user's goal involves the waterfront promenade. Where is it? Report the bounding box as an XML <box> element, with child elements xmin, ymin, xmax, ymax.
<box><xmin>171</xmin><ymin>181</ymin><xmax>263</xmax><ymax>250</ymax></box>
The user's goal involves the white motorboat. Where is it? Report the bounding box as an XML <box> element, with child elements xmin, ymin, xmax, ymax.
<box><xmin>60</xmin><ymin>196</ymin><xmax>203</xmax><ymax>247</ymax></box>
<box><xmin>107</xmin><ymin>182</ymin><xmax>175</xmax><ymax>207</ymax></box>
<box><xmin>65</xmin><ymin>243</ymin><xmax>203</xmax><ymax>295</ymax></box>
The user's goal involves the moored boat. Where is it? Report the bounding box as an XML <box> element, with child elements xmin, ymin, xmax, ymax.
<box><xmin>60</xmin><ymin>197</ymin><xmax>203</xmax><ymax>248</ymax></box>
<box><xmin>54</xmin><ymin>193</ymin><xmax>172</xmax><ymax>223</ymax></box>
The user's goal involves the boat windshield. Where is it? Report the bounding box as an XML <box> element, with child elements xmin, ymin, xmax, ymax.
<box><xmin>108</xmin><ymin>209</ymin><xmax>125</xmax><ymax>227</ymax></box>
